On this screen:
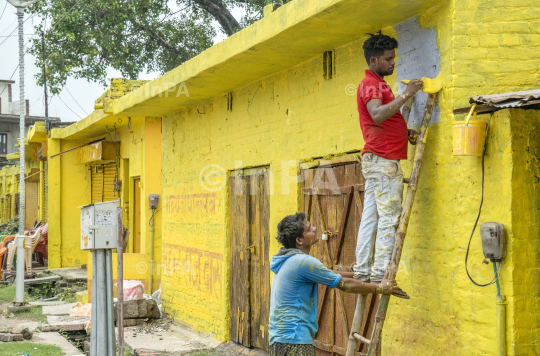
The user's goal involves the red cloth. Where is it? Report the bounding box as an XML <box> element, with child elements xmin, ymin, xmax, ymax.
<box><xmin>33</xmin><ymin>224</ymin><xmax>48</xmax><ymax>261</ymax></box>
<box><xmin>357</xmin><ymin>70</ymin><xmax>408</xmax><ymax>160</ymax></box>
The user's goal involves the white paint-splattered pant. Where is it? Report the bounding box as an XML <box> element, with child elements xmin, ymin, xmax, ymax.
<box><xmin>353</xmin><ymin>153</ymin><xmax>403</xmax><ymax>282</ymax></box>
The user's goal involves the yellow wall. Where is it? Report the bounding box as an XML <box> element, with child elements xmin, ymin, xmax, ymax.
<box><xmin>156</xmin><ymin>0</ymin><xmax>540</xmax><ymax>354</ymax></box>
<box><xmin>47</xmin><ymin>116</ymin><xmax>163</xmax><ymax>284</ymax></box>
<box><xmin>0</xmin><ymin>160</ymin><xmax>41</xmax><ymax>226</ymax></box>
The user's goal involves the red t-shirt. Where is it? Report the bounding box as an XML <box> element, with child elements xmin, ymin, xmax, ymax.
<box><xmin>357</xmin><ymin>70</ymin><xmax>408</xmax><ymax>160</ymax></box>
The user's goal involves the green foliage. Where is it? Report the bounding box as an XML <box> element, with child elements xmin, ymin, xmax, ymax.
<box><xmin>56</xmin><ymin>282</ymin><xmax>87</xmax><ymax>303</ymax></box>
<box><xmin>0</xmin><ymin>217</ymin><xmax>19</xmax><ymax>235</ymax></box>
<box><xmin>0</xmin><ymin>342</ymin><xmax>64</xmax><ymax>356</ymax></box>
<box><xmin>27</xmin><ymin>282</ymin><xmax>56</xmax><ymax>300</ymax></box>
<box><xmin>0</xmin><ymin>283</ymin><xmax>16</xmax><ymax>302</ymax></box>
<box><xmin>26</xmin><ymin>0</ymin><xmax>287</xmax><ymax>94</ymax></box>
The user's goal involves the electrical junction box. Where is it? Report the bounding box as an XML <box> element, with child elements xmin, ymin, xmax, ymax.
<box><xmin>81</xmin><ymin>200</ymin><xmax>119</xmax><ymax>250</ymax></box>
<box><xmin>149</xmin><ymin>194</ymin><xmax>159</xmax><ymax>209</ymax></box>
<box><xmin>480</xmin><ymin>222</ymin><xmax>506</xmax><ymax>262</ymax></box>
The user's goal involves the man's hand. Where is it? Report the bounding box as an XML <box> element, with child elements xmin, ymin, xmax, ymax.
<box><xmin>376</xmin><ymin>279</ymin><xmax>409</xmax><ymax>299</ymax></box>
<box><xmin>408</xmin><ymin>129</ymin><xmax>419</xmax><ymax>145</ymax></box>
<box><xmin>337</xmin><ymin>277</ymin><xmax>409</xmax><ymax>298</ymax></box>
<box><xmin>404</xmin><ymin>79</ymin><xmax>423</xmax><ymax>97</ymax></box>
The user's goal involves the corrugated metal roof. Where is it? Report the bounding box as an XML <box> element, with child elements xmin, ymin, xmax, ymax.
<box><xmin>470</xmin><ymin>89</ymin><xmax>540</xmax><ymax>108</ymax></box>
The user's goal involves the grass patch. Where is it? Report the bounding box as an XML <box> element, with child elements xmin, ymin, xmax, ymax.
<box><xmin>12</xmin><ymin>305</ymin><xmax>48</xmax><ymax>323</ymax></box>
<box><xmin>0</xmin><ymin>342</ymin><xmax>64</xmax><ymax>355</ymax></box>
<box><xmin>0</xmin><ymin>283</ymin><xmax>16</xmax><ymax>302</ymax></box>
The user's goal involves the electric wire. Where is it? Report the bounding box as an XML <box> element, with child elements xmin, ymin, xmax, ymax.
<box><xmin>57</xmin><ymin>94</ymin><xmax>83</xmax><ymax>119</ymax></box>
<box><xmin>65</xmin><ymin>86</ymin><xmax>89</xmax><ymax>116</ymax></box>
<box><xmin>0</xmin><ymin>2</ymin><xmax>8</xmax><ymax>23</ymax></box>
<box><xmin>0</xmin><ymin>13</ymin><xmax>38</xmax><ymax>48</ymax></box>
<box><xmin>464</xmin><ymin>112</ymin><xmax>501</xmax><ymax>287</ymax></box>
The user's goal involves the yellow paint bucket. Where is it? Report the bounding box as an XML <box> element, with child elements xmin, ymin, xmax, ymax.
<box><xmin>453</xmin><ymin>105</ymin><xmax>487</xmax><ymax>156</ymax></box>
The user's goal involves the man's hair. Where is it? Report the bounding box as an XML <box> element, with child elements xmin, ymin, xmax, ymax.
<box><xmin>363</xmin><ymin>32</ymin><xmax>398</xmax><ymax>64</ymax></box>
<box><xmin>277</xmin><ymin>212</ymin><xmax>307</xmax><ymax>249</ymax></box>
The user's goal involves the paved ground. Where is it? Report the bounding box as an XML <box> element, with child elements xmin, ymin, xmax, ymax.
<box><xmin>42</xmin><ymin>302</ymin><xmax>77</xmax><ymax>315</ymax></box>
<box><xmin>119</xmin><ymin>321</ymin><xmax>222</xmax><ymax>355</ymax></box>
<box><xmin>29</xmin><ymin>331</ymin><xmax>85</xmax><ymax>356</ymax></box>
<box><xmin>48</xmin><ymin>268</ymin><xmax>88</xmax><ymax>282</ymax></box>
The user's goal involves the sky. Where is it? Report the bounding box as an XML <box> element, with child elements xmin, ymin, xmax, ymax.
<box><xmin>0</xmin><ymin>0</ymin><xmax>244</xmax><ymax>121</ymax></box>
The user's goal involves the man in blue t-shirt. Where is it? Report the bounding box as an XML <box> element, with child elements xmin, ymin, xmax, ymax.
<box><xmin>268</xmin><ymin>212</ymin><xmax>406</xmax><ymax>356</ymax></box>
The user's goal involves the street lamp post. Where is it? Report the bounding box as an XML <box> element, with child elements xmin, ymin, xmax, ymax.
<box><xmin>7</xmin><ymin>0</ymin><xmax>39</xmax><ymax>306</ymax></box>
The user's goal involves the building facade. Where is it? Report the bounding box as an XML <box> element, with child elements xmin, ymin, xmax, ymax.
<box><xmin>38</xmin><ymin>0</ymin><xmax>540</xmax><ymax>354</ymax></box>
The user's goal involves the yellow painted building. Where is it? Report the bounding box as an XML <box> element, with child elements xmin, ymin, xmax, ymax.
<box><xmin>40</xmin><ymin>0</ymin><xmax>540</xmax><ymax>354</ymax></box>
<box><xmin>46</xmin><ymin>80</ymin><xmax>163</xmax><ymax>296</ymax></box>
<box><xmin>0</xmin><ymin>130</ymin><xmax>44</xmax><ymax>228</ymax></box>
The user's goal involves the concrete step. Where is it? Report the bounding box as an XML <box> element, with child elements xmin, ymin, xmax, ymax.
<box><xmin>24</xmin><ymin>275</ymin><xmax>62</xmax><ymax>285</ymax></box>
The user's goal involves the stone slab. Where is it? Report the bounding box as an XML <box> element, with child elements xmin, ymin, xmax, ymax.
<box><xmin>114</xmin><ymin>298</ymin><xmax>160</xmax><ymax>320</ymax></box>
<box><xmin>43</xmin><ymin>315</ymin><xmax>90</xmax><ymax>332</ymax></box>
<box><xmin>30</xmin><ymin>331</ymin><xmax>86</xmax><ymax>356</ymax></box>
<box><xmin>24</xmin><ymin>275</ymin><xmax>62</xmax><ymax>285</ymax></box>
<box><xmin>30</xmin><ymin>300</ymin><xmax>67</xmax><ymax>306</ymax></box>
<box><xmin>42</xmin><ymin>302</ymin><xmax>77</xmax><ymax>315</ymax></box>
<box><xmin>48</xmin><ymin>268</ymin><xmax>88</xmax><ymax>282</ymax></box>
<box><xmin>119</xmin><ymin>322</ymin><xmax>222</xmax><ymax>354</ymax></box>
<box><xmin>7</xmin><ymin>304</ymin><xmax>32</xmax><ymax>314</ymax></box>
<box><xmin>0</xmin><ymin>333</ymin><xmax>14</xmax><ymax>342</ymax></box>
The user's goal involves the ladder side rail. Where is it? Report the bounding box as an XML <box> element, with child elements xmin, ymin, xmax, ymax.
<box><xmin>366</xmin><ymin>92</ymin><xmax>438</xmax><ymax>356</ymax></box>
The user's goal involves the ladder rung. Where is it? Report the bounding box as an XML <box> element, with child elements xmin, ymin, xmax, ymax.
<box><xmin>352</xmin><ymin>332</ymin><xmax>371</xmax><ymax>345</ymax></box>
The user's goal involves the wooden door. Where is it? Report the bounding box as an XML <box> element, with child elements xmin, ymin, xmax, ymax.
<box><xmin>301</xmin><ymin>161</ymin><xmax>380</xmax><ymax>356</ymax></box>
<box><xmin>229</xmin><ymin>171</ymin><xmax>270</xmax><ymax>351</ymax></box>
<box><xmin>133</xmin><ymin>177</ymin><xmax>141</xmax><ymax>253</ymax></box>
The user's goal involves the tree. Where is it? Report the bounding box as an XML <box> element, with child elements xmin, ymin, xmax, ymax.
<box><xmin>27</xmin><ymin>0</ymin><xmax>280</xmax><ymax>94</ymax></box>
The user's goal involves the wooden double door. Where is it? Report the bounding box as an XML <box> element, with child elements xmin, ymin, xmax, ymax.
<box><xmin>229</xmin><ymin>170</ymin><xmax>270</xmax><ymax>351</ymax></box>
<box><xmin>301</xmin><ymin>161</ymin><xmax>380</xmax><ymax>356</ymax></box>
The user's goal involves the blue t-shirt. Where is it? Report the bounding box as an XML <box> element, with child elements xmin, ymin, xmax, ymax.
<box><xmin>268</xmin><ymin>251</ymin><xmax>342</xmax><ymax>345</ymax></box>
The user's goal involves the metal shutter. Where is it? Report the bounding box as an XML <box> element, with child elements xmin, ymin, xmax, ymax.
<box><xmin>25</xmin><ymin>182</ymin><xmax>38</xmax><ymax>228</ymax></box>
<box><xmin>43</xmin><ymin>161</ymin><xmax>48</xmax><ymax>223</ymax></box>
<box><xmin>91</xmin><ymin>163</ymin><xmax>118</xmax><ymax>203</ymax></box>
<box><xmin>91</xmin><ymin>165</ymin><xmax>104</xmax><ymax>203</ymax></box>
<box><xmin>103</xmin><ymin>164</ymin><xmax>117</xmax><ymax>202</ymax></box>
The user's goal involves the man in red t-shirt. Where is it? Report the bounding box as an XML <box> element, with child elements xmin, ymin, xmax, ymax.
<box><xmin>353</xmin><ymin>33</ymin><xmax>423</xmax><ymax>285</ymax></box>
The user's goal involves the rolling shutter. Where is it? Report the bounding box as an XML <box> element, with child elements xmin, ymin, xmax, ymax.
<box><xmin>43</xmin><ymin>161</ymin><xmax>48</xmax><ymax>223</ymax></box>
<box><xmin>25</xmin><ymin>182</ymin><xmax>38</xmax><ymax>228</ymax></box>
<box><xmin>91</xmin><ymin>163</ymin><xmax>118</xmax><ymax>203</ymax></box>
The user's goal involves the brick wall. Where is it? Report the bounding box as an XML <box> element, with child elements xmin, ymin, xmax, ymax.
<box><xmin>159</xmin><ymin>0</ymin><xmax>540</xmax><ymax>353</ymax></box>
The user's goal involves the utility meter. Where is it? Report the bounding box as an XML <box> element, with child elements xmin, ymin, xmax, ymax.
<box><xmin>81</xmin><ymin>200</ymin><xmax>119</xmax><ymax>250</ymax></box>
<box><xmin>149</xmin><ymin>194</ymin><xmax>159</xmax><ymax>209</ymax></box>
<box><xmin>479</xmin><ymin>222</ymin><xmax>505</xmax><ymax>262</ymax></box>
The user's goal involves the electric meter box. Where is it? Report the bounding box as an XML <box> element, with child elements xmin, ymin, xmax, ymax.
<box><xmin>149</xmin><ymin>194</ymin><xmax>159</xmax><ymax>209</ymax></box>
<box><xmin>81</xmin><ymin>200</ymin><xmax>120</xmax><ymax>250</ymax></box>
<box><xmin>479</xmin><ymin>222</ymin><xmax>506</xmax><ymax>262</ymax></box>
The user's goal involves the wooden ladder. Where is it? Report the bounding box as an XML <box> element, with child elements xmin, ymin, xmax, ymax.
<box><xmin>344</xmin><ymin>91</ymin><xmax>439</xmax><ymax>356</ymax></box>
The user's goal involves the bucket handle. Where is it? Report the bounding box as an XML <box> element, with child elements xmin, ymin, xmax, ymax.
<box><xmin>464</xmin><ymin>104</ymin><xmax>477</xmax><ymax>125</ymax></box>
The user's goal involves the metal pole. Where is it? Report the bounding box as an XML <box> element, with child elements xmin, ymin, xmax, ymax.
<box><xmin>14</xmin><ymin>234</ymin><xmax>25</xmax><ymax>302</ymax></box>
<box><xmin>90</xmin><ymin>251</ymin><xmax>98</xmax><ymax>356</ymax></box>
<box><xmin>96</xmin><ymin>250</ymin><xmax>107</xmax><ymax>356</ymax></box>
<box><xmin>117</xmin><ymin>207</ymin><xmax>124</xmax><ymax>356</ymax></box>
<box><xmin>14</xmin><ymin>7</ymin><xmax>25</xmax><ymax>304</ymax></box>
<box><xmin>16</xmin><ymin>7</ymin><xmax>25</xmax><ymax>238</ymax></box>
<box><xmin>105</xmin><ymin>249</ymin><xmax>115</xmax><ymax>356</ymax></box>
<box><xmin>41</xmin><ymin>30</ymin><xmax>49</xmax><ymax>135</ymax></box>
